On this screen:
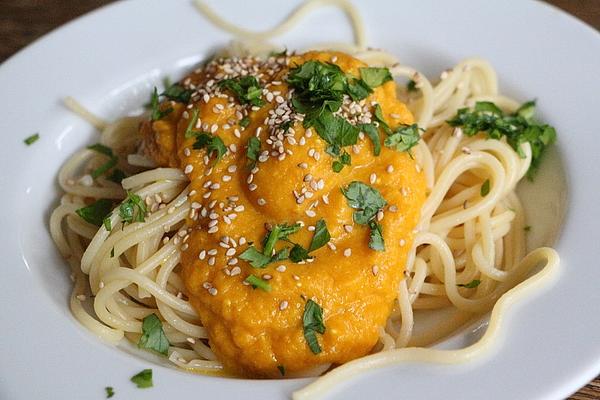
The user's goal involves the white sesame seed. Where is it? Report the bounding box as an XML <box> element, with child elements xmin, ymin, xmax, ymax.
<box><xmin>344</xmin><ymin>248</ymin><xmax>352</xmax><ymax>257</ymax></box>
<box><xmin>386</xmin><ymin>165</ymin><xmax>394</xmax><ymax>173</ymax></box>
<box><xmin>389</xmin><ymin>205</ymin><xmax>398</xmax><ymax>212</ymax></box>
<box><xmin>199</xmin><ymin>250</ymin><xmax>207</xmax><ymax>260</ymax></box>
<box><xmin>229</xmin><ymin>144</ymin><xmax>237</xmax><ymax>153</ymax></box>
<box><xmin>228</xmin><ymin>258</ymin><xmax>238</xmax><ymax>265</ymax></box>
<box><xmin>279</xmin><ymin>301</ymin><xmax>289</xmax><ymax>311</ymax></box>
<box><xmin>307</xmin><ymin>225</ymin><xmax>316</xmax><ymax>232</ymax></box>
<box><xmin>208</xmin><ymin>257</ymin><xmax>216</xmax><ymax>266</ymax></box>
<box><xmin>370</xmin><ymin>173</ymin><xmax>377</xmax><ymax>184</ymax></box>
<box><xmin>222</xmin><ymin>175</ymin><xmax>232</xmax><ymax>182</ymax></box>
<box><xmin>322</xmin><ymin>194</ymin><xmax>330</xmax><ymax>204</ymax></box>
<box><xmin>248</xmin><ymin>183</ymin><xmax>257</xmax><ymax>191</ymax></box>
<box><xmin>208</xmin><ymin>287</ymin><xmax>218</xmax><ymax>296</ymax></box>
<box><xmin>239</xmin><ymin>237</ymin><xmax>247</xmax><ymax>245</ymax></box>
<box><xmin>186</xmin><ymin>337</ymin><xmax>196</xmax><ymax>344</ymax></box>
<box><xmin>226</xmin><ymin>248</ymin><xmax>236</xmax><ymax>257</ymax></box>
<box><xmin>230</xmin><ymin>266</ymin><xmax>241</xmax><ymax>276</ymax></box>
<box><xmin>257</xmin><ymin>198</ymin><xmax>266</xmax><ymax>206</ymax></box>
<box><xmin>377</xmin><ymin>210</ymin><xmax>384</xmax><ymax>221</ymax></box>
<box><xmin>76</xmin><ymin>294</ymin><xmax>86</xmax><ymax>301</ymax></box>
<box><xmin>390</xmin><ymin>113</ymin><xmax>401</xmax><ymax>119</ymax></box>
<box><xmin>276</xmin><ymin>265</ymin><xmax>287</xmax><ymax>272</ymax></box>
<box><xmin>228</xmin><ymin>165</ymin><xmax>237</xmax><ymax>173</ymax></box>
<box><xmin>184</xmin><ymin>164</ymin><xmax>193</xmax><ymax>174</ymax></box>
<box><xmin>372</xmin><ymin>265</ymin><xmax>379</xmax><ymax>276</ymax></box>
<box><xmin>181</xmin><ymin>243</ymin><xmax>189</xmax><ymax>251</ymax></box>
<box><xmin>399</xmin><ymin>239</ymin><xmax>406</xmax><ymax>246</ymax></box>
<box><xmin>99</xmin><ymin>281</ymin><xmax>105</xmax><ymax>289</ymax></box>
<box><xmin>305</xmin><ymin>210</ymin><xmax>316</xmax><ymax>217</ymax></box>
<box><xmin>183</xmin><ymin>148</ymin><xmax>191</xmax><ymax>157</ymax></box>
<box><xmin>208</xmin><ymin>226</ymin><xmax>219</xmax><ymax>234</ymax></box>
<box><xmin>344</xmin><ymin>224</ymin><xmax>353</xmax><ymax>233</ymax></box>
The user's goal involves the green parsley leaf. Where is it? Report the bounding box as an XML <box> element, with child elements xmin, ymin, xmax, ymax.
<box><xmin>289</xmin><ymin>243</ymin><xmax>312</xmax><ymax>263</ymax></box>
<box><xmin>119</xmin><ymin>191</ymin><xmax>147</xmax><ymax>224</ymax></box>
<box><xmin>103</xmin><ymin>217</ymin><xmax>112</xmax><ymax>231</ymax></box>
<box><xmin>87</xmin><ymin>143</ymin><xmax>113</xmax><ymax>157</ymax></box>
<box><xmin>76</xmin><ymin>199</ymin><xmax>113</xmax><ymax>227</ymax></box>
<box><xmin>447</xmin><ymin>100</ymin><xmax>556</xmax><ymax>178</ymax></box>
<box><xmin>107</xmin><ymin>169</ymin><xmax>127</xmax><ymax>184</ymax></box>
<box><xmin>332</xmin><ymin>151</ymin><xmax>351</xmax><ymax>173</ymax></box>
<box><xmin>161</xmin><ymin>83</ymin><xmax>193</xmax><ymax>103</ymax></box>
<box><xmin>287</xmin><ymin>61</ymin><xmax>346</xmax><ymax>115</ymax></box>
<box><xmin>406</xmin><ymin>79</ymin><xmax>417</xmax><ymax>92</ymax></box>
<box><xmin>480</xmin><ymin>179</ymin><xmax>491</xmax><ymax>197</ymax></box>
<box><xmin>150</xmin><ymin>87</ymin><xmax>173</xmax><ymax>121</ymax></box>
<box><xmin>130</xmin><ymin>369</ymin><xmax>153</xmax><ymax>389</ymax></box>
<box><xmin>138</xmin><ymin>314</ymin><xmax>170</xmax><ymax>356</ymax></box>
<box><xmin>240</xmin><ymin>116</ymin><xmax>251</xmax><ymax>129</ymax></box>
<box><xmin>384</xmin><ymin>124</ymin><xmax>421</xmax><ymax>153</ymax></box>
<box><xmin>311</xmin><ymin>112</ymin><xmax>359</xmax><ymax>157</ymax></box>
<box><xmin>373</xmin><ymin>104</ymin><xmax>392</xmax><ymax>135</ymax></box>
<box><xmin>368</xmin><ymin>221</ymin><xmax>385</xmax><ymax>251</ymax></box>
<box><xmin>247</xmin><ymin>137</ymin><xmax>261</xmax><ymax>163</ymax></box>
<box><xmin>360</xmin><ymin>123</ymin><xmax>381</xmax><ymax>156</ymax></box>
<box><xmin>192</xmin><ymin>133</ymin><xmax>227</xmax><ymax>164</ymax></box>
<box><xmin>88</xmin><ymin>143</ymin><xmax>119</xmax><ymax>179</ymax></box>
<box><xmin>24</xmin><ymin>133</ymin><xmax>40</xmax><ymax>145</ymax></box>
<box><xmin>239</xmin><ymin>246</ymin><xmax>274</xmax><ymax>268</ymax></box>
<box><xmin>219</xmin><ymin>76</ymin><xmax>264</xmax><ymax>107</ymax></box>
<box><xmin>263</xmin><ymin>223</ymin><xmax>301</xmax><ymax>256</ymax></box>
<box><xmin>244</xmin><ymin>274</ymin><xmax>272</xmax><ymax>292</ymax></box>
<box><xmin>341</xmin><ymin>181</ymin><xmax>387</xmax><ymax>225</ymax></box>
<box><xmin>277</xmin><ymin>365</ymin><xmax>286</xmax><ymax>376</ymax></box>
<box><xmin>457</xmin><ymin>279</ymin><xmax>481</xmax><ymax>289</ymax></box>
<box><xmin>359</xmin><ymin>67</ymin><xmax>392</xmax><ymax>88</ymax></box>
<box><xmin>347</xmin><ymin>78</ymin><xmax>372</xmax><ymax>101</ymax></box>
<box><xmin>303</xmin><ymin>299</ymin><xmax>325</xmax><ymax>354</ymax></box>
<box><xmin>105</xmin><ymin>386</ymin><xmax>115</xmax><ymax>398</ymax></box>
<box><xmin>184</xmin><ymin>108</ymin><xmax>201</xmax><ymax>139</ymax></box>
<box><xmin>308</xmin><ymin>219</ymin><xmax>330</xmax><ymax>252</ymax></box>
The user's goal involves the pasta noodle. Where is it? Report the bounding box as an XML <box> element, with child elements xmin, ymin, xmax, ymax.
<box><xmin>49</xmin><ymin>0</ymin><xmax>559</xmax><ymax>396</ymax></box>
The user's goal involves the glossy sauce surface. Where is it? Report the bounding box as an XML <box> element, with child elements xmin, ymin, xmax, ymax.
<box><xmin>141</xmin><ymin>51</ymin><xmax>426</xmax><ymax>377</ymax></box>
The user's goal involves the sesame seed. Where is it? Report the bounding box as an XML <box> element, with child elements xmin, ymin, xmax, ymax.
<box><xmin>389</xmin><ymin>205</ymin><xmax>398</xmax><ymax>212</ymax></box>
<box><xmin>208</xmin><ymin>257</ymin><xmax>216</xmax><ymax>266</ymax></box>
<box><xmin>377</xmin><ymin>210</ymin><xmax>384</xmax><ymax>221</ymax></box>
<box><xmin>208</xmin><ymin>249</ymin><xmax>218</xmax><ymax>256</ymax></box>
<box><xmin>257</xmin><ymin>198</ymin><xmax>266</xmax><ymax>206</ymax></box>
<box><xmin>344</xmin><ymin>224</ymin><xmax>353</xmax><ymax>233</ymax></box>
<box><xmin>234</xmin><ymin>205</ymin><xmax>245</xmax><ymax>212</ymax></box>
<box><xmin>399</xmin><ymin>239</ymin><xmax>406</xmax><ymax>246</ymax></box>
<box><xmin>239</xmin><ymin>237</ymin><xmax>247</xmax><ymax>245</ymax></box>
<box><xmin>208</xmin><ymin>287</ymin><xmax>218</xmax><ymax>296</ymax></box>
<box><xmin>99</xmin><ymin>281</ymin><xmax>105</xmax><ymax>289</ymax></box>
<box><xmin>370</xmin><ymin>173</ymin><xmax>377</xmax><ymax>184</ymax></box>
<box><xmin>305</xmin><ymin>210</ymin><xmax>316</xmax><ymax>218</ymax></box>
<box><xmin>184</xmin><ymin>164</ymin><xmax>193</xmax><ymax>174</ymax></box>
<box><xmin>228</xmin><ymin>258</ymin><xmax>238</xmax><ymax>265</ymax></box>
<box><xmin>181</xmin><ymin>243</ymin><xmax>189</xmax><ymax>251</ymax></box>
<box><xmin>307</xmin><ymin>225</ymin><xmax>316</xmax><ymax>232</ymax></box>
<box><xmin>230</xmin><ymin>266</ymin><xmax>241</xmax><ymax>276</ymax></box>
<box><xmin>386</xmin><ymin>165</ymin><xmax>394</xmax><ymax>173</ymax></box>
<box><xmin>183</xmin><ymin>148</ymin><xmax>191</xmax><ymax>157</ymax></box>
<box><xmin>401</xmin><ymin>187</ymin><xmax>409</xmax><ymax>197</ymax></box>
<box><xmin>296</xmin><ymin>195</ymin><xmax>305</xmax><ymax>204</ymax></box>
<box><xmin>228</xmin><ymin>165</ymin><xmax>237</xmax><ymax>173</ymax></box>
<box><xmin>462</xmin><ymin>146</ymin><xmax>472</xmax><ymax>154</ymax></box>
<box><xmin>322</xmin><ymin>194</ymin><xmax>330</xmax><ymax>204</ymax></box>
<box><xmin>222</xmin><ymin>175</ymin><xmax>232</xmax><ymax>182</ymax></box>
<box><xmin>279</xmin><ymin>301</ymin><xmax>289</xmax><ymax>311</ymax></box>
<box><xmin>276</xmin><ymin>265</ymin><xmax>287</xmax><ymax>272</ymax></box>
<box><xmin>263</xmin><ymin>274</ymin><xmax>272</xmax><ymax>280</ymax></box>
<box><xmin>344</xmin><ymin>248</ymin><xmax>352</xmax><ymax>257</ymax></box>
<box><xmin>226</xmin><ymin>248</ymin><xmax>236</xmax><ymax>256</ymax></box>
<box><xmin>199</xmin><ymin>250</ymin><xmax>207</xmax><ymax>260</ymax></box>
<box><xmin>229</xmin><ymin>144</ymin><xmax>237</xmax><ymax>153</ymax></box>
<box><xmin>390</xmin><ymin>113</ymin><xmax>401</xmax><ymax>119</ymax></box>
<box><xmin>208</xmin><ymin>226</ymin><xmax>219</xmax><ymax>234</ymax></box>
<box><xmin>304</xmin><ymin>174</ymin><xmax>313</xmax><ymax>182</ymax></box>
<box><xmin>248</xmin><ymin>183</ymin><xmax>258</xmax><ymax>191</ymax></box>
<box><xmin>76</xmin><ymin>294</ymin><xmax>86</xmax><ymax>301</ymax></box>
<box><xmin>247</xmin><ymin>174</ymin><xmax>254</xmax><ymax>184</ymax></box>
<box><xmin>186</xmin><ymin>337</ymin><xmax>196</xmax><ymax>344</ymax></box>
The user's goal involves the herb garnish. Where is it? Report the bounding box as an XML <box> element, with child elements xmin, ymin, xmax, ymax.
<box><xmin>219</xmin><ymin>76</ymin><xmax>264</xmax><ymax>107</ymax></box>
<box><xmin>87</xmin><ymin>143</ymin><xmax>119</xmax><ymax>179</ymax></box>
<box><xmin>162</xmin><ymin>83</ymin><xmax>193</xmax><ymax>103</ymax></box>
<box><xmin>360</xmin><ymin>123</ymin><xmax>381</xmax><ymax>156</ymax></box>
<box><xmin>130</xmin><ymin>369</ymin><xmax>153</xmax><ymax>389</ymax></box>
<box><xmin>447</xmin><ymin>100</ymin><xmax>556</xmax><ymax>178</ymax></box>
<box><xmin>184</xmin><ymin>108</ymin><xmax>201</xmax><ymax>139</ymax></box>
<box><xmin>303</xmin><ymin>299</ymin><xmax>326</xmax><ymax>354</ymax></box>
<box><xmin>24</xmin><ymin>133</ymin><xmax>40</xmax><ymax>145</ymax></box>
<box><xmin>103</xmin><ymin>217</ymin><xmax>112</xmax><ymax>231</ymax></box>
<box><xmin>244</xmin><ymin>274</ymin><xmax>272</xmax><ymax>292</ymax></box>
<box><xmin>359</xmin><ymin>67</ymin><xmax>393</xmax><ymax>89</ymax></box>
<box><xmin>277</xmin><ymin>365</ymin><xmax>286</xmax><ymax>376</ymax></box>
<box><xmin>289</xmin><ymin>243</ymin><xmax>312</xmax><ymax>263</ymax></box>
<box><xmin>246</xmin><ymin>137</ymin><xmax>261</xmax><ymax>166</ymax></box>
<box><xmin>480</xmin><ymin>179</ymin><xmax>491</xmax><ymax>197</ymax></box>
<box><xmin>457</xmin><ymin>279</ymin><xmax>481</xmax><ymax>289</ymax></box>
<box><xmin>384</xmin><ymin>124</ymin><xmax>421</xmax><ymax>153</ymax></box>
<box><xmin>105</xmin><ymin>386</ymin><xmax>115</xmax><ymax>398</ymax></box>
<box><xmin>308</xmin><ymin>219</ymin><xmax>331</xmax><ymax>252</ymax></box>
<box><xmin>406</xmin><ymin>79</ymin><xmax>417</xmax><ymax>92</ymax></box>
<box><xmin>119</xmin><ymin>191</ymin><xmax>147</xmax><ymax>224</ymax></box>
<box><xmin>150</xmin><ymin>87</ymin><xmax>173</xmax><ymax>121</ymax></box>
<box><xmin>239</xmin><ymin>116</ymin><xmax>251</xmax><ymax>129</ymax></box>
<box><xmin>342</xmin><ymin>182</ymin><xmax>387</xmax><ymax>251</ymax></box>
<box><xmin>138</xmin><ymin>314</ymin><xmax>170</xmax><ymax>355</ymax></box>
<box><xmin>107</xmin><ymin>168</ymin><xmax>127</xmax><ymax>184</ymax></box>
<box><xmin>76</xmin><ymin>199</ymin><xmax>113</xmax><ymax>227</ymax></box>
<box><xmin>192</xmin><ymin>133</ymin><xmax>227</xmax><ymax>164</ymax></box>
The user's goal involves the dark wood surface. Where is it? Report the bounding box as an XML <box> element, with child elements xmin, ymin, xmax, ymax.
<box><xmin>1</xmin><ymin>1</ymin><xmax>598</xmax><ymax>399</ymax></box>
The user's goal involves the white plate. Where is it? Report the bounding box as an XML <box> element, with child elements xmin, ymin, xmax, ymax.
<box><xmin>1</xmin><ymin>0</ymin><xmax>599</xmax><ymax>399</ymax></box>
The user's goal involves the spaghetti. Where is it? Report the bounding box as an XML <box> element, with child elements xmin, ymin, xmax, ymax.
<box><xmin>49</xmin><ymin>0</ymin><xmax>559</xmax><ymax>396</ymax></box>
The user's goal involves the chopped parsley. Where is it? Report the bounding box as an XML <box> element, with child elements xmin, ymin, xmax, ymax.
<box><xmin>303</xmin><ymin>299</ymin><xmax>326</xmax><ymax>354</ymax></box>
<box><xmin>192</xmin><ymin>133</ymin><xmax>227</xmax><ymax>164</ymax></box>
<box><xmin>308</xmin><ymin>219</ymin><xmax>330</xmax><ymax>252</ymax></box>
<box><xmin>244</xmin><ymin>274</ymin><xmax>272</xmax><ymax>292</ymax></box>
<box><xmin>277</xmin><ymin>365</ymin><xmax>286</xmax><ymax>376</ymax></box>
<box><xmin>360</xmin><ymin>123</ymin><xmax>381</xmax><ymax>156</ymax></box>
<box><xmin>76</xmin><ymin>199</ymin><xmax>113</xmax><ymax>227</ymax></box>
<box><xmin>239</xmin><ymin>116</ymin><xmax>251</xmax><ymax>129</ymax></box>
<box><xmin>480</xmin><ymin>179</ymin><xmax>491</xmax><ymax>197</ymax></box>
<box><xmin>457</xmin><ymin>279</ymin><xmax>481</xmax><ymax>289</ymax></box>
<box><xmin>239</xmin><ymin>246</ymin><xmax>275</xmax><ymax>268</ymax></box>
<box><xmin>219</xmin><ymin>76</ymin><xmax>264</xmax><ymax>107</ymax></box>
<box><xmin>138</xmin><ymin>314</ymin><xmax>170</xmax><ymax>356</ymax></box>
<box><xmin>87</xmin><ymin>143</ymin><xmax>119</xmax><ymax>179</ymax></box>
<box><xmin>184</xmin><ymin>108</ymin><xmax>201</xmax><ymax>139</ymax></box>
<box><xmin>406</xmin><ymin>79</ymin><xmax>417</xmax><ymax>92</ymax></box>
<box><xmin>23</xmin><ymin>133</ymin><xmax>40</xmax><ymax>145</ymax></box>
<box><xmin>105</xmin><ymin>386</ymin><xmax>115</xmax><ymax>398</ymax></box>
<box><xmin>368</xmin><ymin>221</ymin><xmax>385</xmax><ymax>251</ymax></box>
<box><xmin>107</xmin><ymin>168</ymin><xmax>127</xmax><ymax>184</ymax></box>
<box><xmin>119</xmin><ymin>191</ymin><xmax>147</xmax><ymax>224</ymax></box>
<box><xmin>447</xmin><ymin>100</ymin><xmax>556</xmax><ymax>178</ymax></box>
<box><xmin>130</xmin><ymin>369</ymin><xmax>153</xmax><ymax>389</ymax></box>
<box><xmin>359</xmin><ymin>67</ymin><xmax>393</xmax><ymax>88</ymax></box>
<box><xmin>161</xmin><ymin>83</ymin><xmax>193</xmax><ymax>103</ymax></box>
<box><xmin>103</xmin><ymin>217</ymin><xmax>112</xmax><ymax>231</ymax></box>
<box><xmin>150</xmin><ymin>87</ymin><xmax>173</xmax><ymax>121</ymax></box>
<box><xmin>287</xmin><ymin>61</ymin><xmax>391</xmax><ymax>169</ymax></box>
<box><xmin>263</xmin><ymin>223</ymin><xmax>301</xmax><ymax>255</ymax></box>
<box><xmin>289</xmin><ymin>243</ymin><xmax>312</xmax><ymax>263</ymax></box>
<box><xmin>246</xmin><ymin>137</ymin><xmax>261</xmax><ymax>165</ymax></box>
<box><xmin>384</xmin><ymin>124</ymin><xmax>421</xmax><ymax>153</ymax></box>
<box><xmin>342</xmin><ymin>182</ymin><xmax>387</xmax><ymax>251</ymax></box>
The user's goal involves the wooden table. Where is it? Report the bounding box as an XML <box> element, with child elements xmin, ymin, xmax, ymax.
<box><xmin>1</xmin><ymin>1</ymin><xmax>598</xmax><ymax>399</ymax></box>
